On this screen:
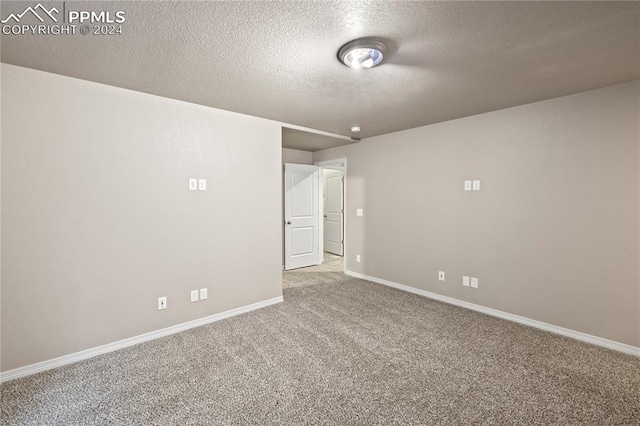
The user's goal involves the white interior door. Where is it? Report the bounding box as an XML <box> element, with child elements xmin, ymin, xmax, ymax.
<box><xmin>323</xmin><ymin>169</ymin><xmax>344</xmax><ymax>256</ymax></box>
<box><xmin>284</xmin><ymin>164</ymin><xmax>320</xmax><ymax>270</ymax></box>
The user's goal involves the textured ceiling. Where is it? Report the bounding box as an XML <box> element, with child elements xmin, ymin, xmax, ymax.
<box><xmin>1</xmin><ymin>1</ymin><xmax>638</xmax><ymax>139</ymax></box>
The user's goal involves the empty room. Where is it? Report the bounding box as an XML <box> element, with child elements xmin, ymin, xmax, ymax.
<box><xmin>1</xmin><ymin>1</ymin><xmax>639</xmax><ymax>424</ymax></box>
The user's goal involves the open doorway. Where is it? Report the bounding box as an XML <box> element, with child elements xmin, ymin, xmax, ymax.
<box><xmin>281</xmin><ymin>126</ymin><xmax>354</xmax><ymax>275</ymax></box>
<box><xmin>321</xmin><ymin>167</ymin><xmax>344</xmax><ymax>256</ymax></box>
<box><xmin>316</xmin><ymin>159</ymin><xmax>347</xmax><ymax>272</ymax></box>
<box><xmin>283</xmin><ymin>159</ymin><xmax>346</xmax><ymax>273</ymax></box>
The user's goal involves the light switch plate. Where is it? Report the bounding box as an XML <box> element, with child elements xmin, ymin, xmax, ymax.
<box><xmin>189</xmin><ymin>179</ymin><xmax>198</xmax><ymax>191</ymax></box>
<box><xmin>356</xmin><ymin>255</ymin><xmax>361</xmax><ymax>262</ymax></box>
<box><xmin>463</xmin><ymin>276</ymin><xmax>470</xmax><ymax>287</ymax></box>
<box><xmin>438</xmin><ymin>271</ymin><xmax>445</xmax><ymax>281</ymax></box>
<box><xmin>471</xmin><ymin>277</ymin><xmax>479</xmax><ymax>288</ymax></box>
<box><xmin>472</xmin><ymin>180</ymin><xmax>480</xmax><ymax>191</ymax></box>
<box><xmin>356</xmin><ymin>208</ymin><xmax>364</xmax><ymax>217</ymax></box>
<box><xmin>198</xmin><ymin>179</ymin><xmax>207</xmax><ymax>191</ymax></box>
<box><xmin>464</xmin><ymin>181</ymin><xmax>472</xmax><ymax>191</ymax></box>
<box><xmin>190</xmin><ymin>290</ymin><xmax>199</xmax><ymax>302</ymax></box>
<box><xmin>199</xmin><ymin>288</ymin><xmax>208</xmax><ymax>300</ymax></box>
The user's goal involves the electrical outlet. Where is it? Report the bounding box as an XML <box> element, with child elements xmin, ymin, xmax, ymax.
<box><xmin>356</xmin><ymin>254</ymin><xmax>361</xmax><ymax>262</ymax></box>
<box><xmin>471</xmin><ymin>277</ymin><xmax>479</xmax><ymax>288</ymax></box>
<box><xmin>199</xmin><ymin>288</ymin><xmax>208</xmax><ymax>300</ymax></box>
<box><xmin>158</xmin><ymin>297</ymin><xmax>167</xmax><ymax>310</ymax></box>
<box><xmin>198</xmin><ymin>179</ymin><xmax>207</xmax><ymax>191</ymax></box>
<box><xmin>464</xmin><ymin>181</ymin><xmax>472</xmax><ymax>191</ymax></box>
<box><xmin>190</xmin><ymin>290</ymin><xmax>199</xmax><ymax>303</ymax></box>
<box><xmin>463</xmin><ymin>276</ymin><xmax>470</xmax><ymax>287</ymax></box>
<box><xmin>472</xmin><ymin>180</ymin><xmax>480</xmax><ymax>191</ymax></box>
<box><xmin>189</xmin><ymin>179</ymin><xmax>198</xmax><ymax>191</ymax></box>
<box><xmin>438</xmin><ymin>271</ymin><xmax>445</xmax><ymax>281</ymax></box>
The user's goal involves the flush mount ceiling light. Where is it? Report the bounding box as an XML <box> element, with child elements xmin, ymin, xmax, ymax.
<box><xmin>338</xmin><ymin>38</ymin><xmax>387</xmax><ymax>69</ymax></box>
<box><xmin>350</xmin><ymin>126</ymin><xmax>362</xmax><ymax>141</ymax></box>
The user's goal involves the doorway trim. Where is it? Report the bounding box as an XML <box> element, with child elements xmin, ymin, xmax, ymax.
<box><xmin>315</xmin><ymin>158</ymin><xmax>347</xmax><ymax>273</ymax></box>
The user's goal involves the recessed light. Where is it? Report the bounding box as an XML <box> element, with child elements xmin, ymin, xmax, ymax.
<box><xmin>351</xmin><ymin>126</ymin><xmax>361</xmax><ymax>133</ymax></box>
<box><xmin>338</xmin><ymin>38</ymin><xmax>387</xmax><ymax>69</ymax></box>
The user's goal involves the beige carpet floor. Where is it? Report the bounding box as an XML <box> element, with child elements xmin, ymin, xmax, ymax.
<box><xmin>1</xmin><ymin>254</ymin><xmax>639</xmax><ymax>425</ymax></box>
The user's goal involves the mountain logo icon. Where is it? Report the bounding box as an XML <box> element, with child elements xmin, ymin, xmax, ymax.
<box><xmin>1</xmin><ymin>3</ymin><xmax>59</xmax><ymax>24</ymax></box>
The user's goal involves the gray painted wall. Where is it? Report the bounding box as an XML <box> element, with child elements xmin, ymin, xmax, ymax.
<box><xmin>1</xmin><ymin>64</ymin><xmax>283</xmax><ymax>372</ymax></box>
<box><xmin>282</xmin><ymin>148</ymin><xmax>313</xmax><ymax>165</ymax></box>
<box><xmin>314</xmin><ymin>81</ymin><xmax>640</xmax><ymax>347</ymax></box>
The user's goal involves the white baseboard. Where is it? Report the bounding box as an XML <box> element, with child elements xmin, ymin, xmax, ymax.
<box><xmin>0</xmin><ymin>296</ymin><xmax>284</xmax><ymax>383</ymax></box>
<box><xmin>345</xmin><ymin>270</ymin><xmax>640</xmax><ymax>357</ymax></box>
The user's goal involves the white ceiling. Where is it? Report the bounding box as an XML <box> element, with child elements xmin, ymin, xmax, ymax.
<box><xmin>1</xmin><ymin>1</ymin><xmax>638</xmax><ymax>143</ymax></box>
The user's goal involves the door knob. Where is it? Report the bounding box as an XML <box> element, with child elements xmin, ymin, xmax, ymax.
<box><xmin>286</xmin><ymin>221</ymin><xmax>292</xmax><ymax>225</ymax></box>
